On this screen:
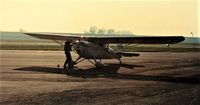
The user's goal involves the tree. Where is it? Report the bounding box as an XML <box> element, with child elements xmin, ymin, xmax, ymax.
<box><xmin>88</xmin><ymin>26</ymin><xmax>98</xmax><ymax>34</ymax></box>
<box><xmin>107</xmin><ymin>29</ymin><xmax>115</xmax><ymax>34</ymax></box>
<box><xmin>97</xmin><ymin>29</ymin><xmax>106</xmax><ymax>34</ymax></box>
<box><xmin>85</xmin><ymin>26</ymin><xmax>133</xmax><ymax>35</ymax></box>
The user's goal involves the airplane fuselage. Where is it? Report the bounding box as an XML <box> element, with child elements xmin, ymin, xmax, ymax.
<box><xmin>72</xmin><ymin>41</ymin><xmax>122</xmax><ymax>59</ymax></box>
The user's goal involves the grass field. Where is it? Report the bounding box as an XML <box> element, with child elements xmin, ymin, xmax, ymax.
<box><xmin>0</xmin><ymin>40</ymin><xmax>200</xmax><ymax>52</ymax></box>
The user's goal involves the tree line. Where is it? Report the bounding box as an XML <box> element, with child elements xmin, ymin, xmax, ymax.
<box><xmin>85</xmin><ymin>26</ymin><xmax>133</xmax><ymax>35</ymax></box>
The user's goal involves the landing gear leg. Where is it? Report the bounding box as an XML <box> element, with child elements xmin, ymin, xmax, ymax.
<box><xmin>93</xmin><ymin>57</ymin><xmax>104</xmax><ymax>68</ymax></box>
<box><xmin>68</xmin><ymin>56</ymin><xmax>84</xmax><ymax>68</ymax></box>
<box><xmin>74</xmin><ymin>56</ymin><xmax>82</xmax><ymax>64</ymax></box>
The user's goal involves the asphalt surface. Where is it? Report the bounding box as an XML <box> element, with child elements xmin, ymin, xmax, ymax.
<box><xmin>0</xmin><ymin>50</ymin><xmax>200</xmax><ymax>105</ymax></box>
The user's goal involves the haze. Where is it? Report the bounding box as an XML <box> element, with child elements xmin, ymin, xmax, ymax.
<box><xmin>0</xmin><ymin>0</ymin><xmax>199</xmax><ymax>37</ymax></box>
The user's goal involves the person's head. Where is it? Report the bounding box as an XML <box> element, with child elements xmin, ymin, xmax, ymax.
<box><xmin>65</xmin><ymin>41</ymin><xmax>70</xmax><ymax>46</ymax></box>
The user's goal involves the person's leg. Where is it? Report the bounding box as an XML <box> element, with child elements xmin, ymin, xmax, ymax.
<box><xmin>63</xmin><ymin>58</ymin><xmax>68</xmax><ymax>69</ymax></box>
<box><xmin>67</xmin><ymin>57</ymin><xmax>72</xmax><ymax>68</ymax></box>
<box><xmin>63</xmin><ymin>52</ymin><xmax>68</xmax><ymax>69</ymax></box>
<box><xmin>67</xmin><ymin>52</ymin><xmax>73</xmax><ymax>68</ymax></box>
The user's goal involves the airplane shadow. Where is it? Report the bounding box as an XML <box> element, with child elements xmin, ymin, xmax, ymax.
<box><xmin>15</xmin><ymin>63</ymin><xmax>200</xmax><ymax>85</ymax></box>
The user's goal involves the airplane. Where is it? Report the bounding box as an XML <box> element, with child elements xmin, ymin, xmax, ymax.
<box><xmin>23</xmin><ymin>32</ymin><xmax>185</xmax><ymax>68</ymax></box>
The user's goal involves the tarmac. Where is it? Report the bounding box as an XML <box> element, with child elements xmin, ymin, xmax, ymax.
<box><xmin>0</xmin><ymin>50</ymin><xmax>200</xmax><ymax>105</ymax></box>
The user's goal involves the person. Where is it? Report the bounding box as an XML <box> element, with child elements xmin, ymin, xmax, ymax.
<box><xmin>63</xmin><ymin>41</ymin><xmax>72</xmax><ymax>69</ymax></box>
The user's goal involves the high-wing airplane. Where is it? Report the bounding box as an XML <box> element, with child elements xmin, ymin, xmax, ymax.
<box><xmin>23</xmin><ymin>32</ymin><xmax>185</xmax><ymax>67</ymax></box>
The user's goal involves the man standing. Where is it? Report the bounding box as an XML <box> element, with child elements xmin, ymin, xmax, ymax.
<box><xmin>63</xmin><ymin>41</ymin><xmax>72</xmax><ymax>69</ymax></box>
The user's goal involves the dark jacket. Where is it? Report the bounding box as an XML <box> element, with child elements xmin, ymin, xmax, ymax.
<box><xmin>64</xmin><ymin>42</ymin><xmax>72</xmax><ymax>52</ymax></box>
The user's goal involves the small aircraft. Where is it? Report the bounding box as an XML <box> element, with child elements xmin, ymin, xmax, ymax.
<box><xmin>23</xmin><ymin>32</ymin><xmax>185</xmax><ymax>67</ymax></box>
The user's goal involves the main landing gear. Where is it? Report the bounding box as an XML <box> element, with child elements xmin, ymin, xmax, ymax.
<box><xmin>71</xmin><ymin>56</ymin><xmax>122</xmax><ymax>68</ymax></box>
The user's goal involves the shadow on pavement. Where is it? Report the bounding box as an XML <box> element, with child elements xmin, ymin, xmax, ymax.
<box><xmin>15</xmin><ymin>63</ymin><xmax>200</xmax><ymax>84</ymax></box>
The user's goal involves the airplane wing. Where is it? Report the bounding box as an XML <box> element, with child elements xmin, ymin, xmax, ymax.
<box><xmin>23</xmin><ymin>32</ymin><xmax>185</xmax><ymax>44</ymax></box>
<box><xmin>87</xmin><ymin>36</ymin><xmax>185</xmax><ymax>44</ymax></box>
<box><xmin>24</xmin><ymin>32</ymin><xmax>82</xmax><ymax>42</ymax></box>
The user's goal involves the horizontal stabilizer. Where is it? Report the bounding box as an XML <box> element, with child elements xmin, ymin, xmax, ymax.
<box><xmin>116</xmin><ymin>52</ymin><xmax>140</xmax><ymax>57</ymax></box>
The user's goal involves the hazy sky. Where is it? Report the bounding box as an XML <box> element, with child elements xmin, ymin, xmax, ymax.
<box><xmin>0</xmin><ymin>0</ymin><xmax>199</xmax><ymax>37</ymax></box>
